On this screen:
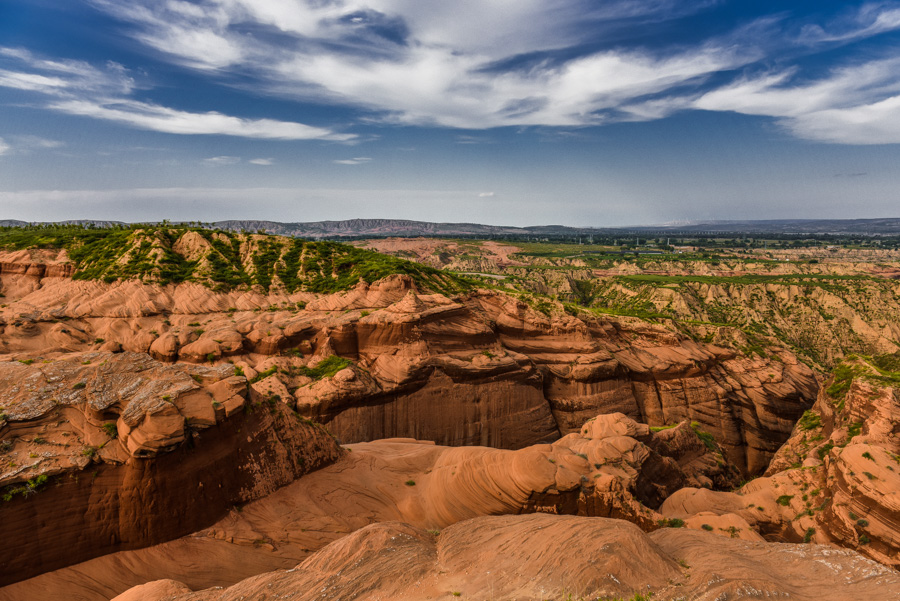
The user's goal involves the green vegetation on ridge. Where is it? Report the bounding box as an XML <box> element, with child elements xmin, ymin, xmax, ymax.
<box><xmin>0</xmin><ymin>224</ymin><xmax>473</xmax><ymax>295</ymax></box>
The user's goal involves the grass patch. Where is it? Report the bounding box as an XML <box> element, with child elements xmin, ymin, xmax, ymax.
<box><xmin>798</xmin><ymin>410</ymin><xmax>821</xmax><ymax>431</ymax></box>
<box><xmin>690</xmin><ymin>422</ymin><xmax>718</xmax><ymax>452</ymax></box>
<box><xmin>298</xmin><ymin>356</ymin><xmax>353</xmax><ymax>380</ymax></box>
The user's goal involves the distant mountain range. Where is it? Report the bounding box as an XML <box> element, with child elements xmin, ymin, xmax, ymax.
<box><xmin>3</xmin><ymin>217</ymin><xmax>900</xmax><ymax>237</ymax></box>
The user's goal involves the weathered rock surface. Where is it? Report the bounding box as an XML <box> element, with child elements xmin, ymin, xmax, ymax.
<box><xmin>0</xmin><ymin>413</ymin><xmax>734</xmax><ymax>600</ymax></box>
<box><xmin>0</xmin><ymin>265</ymin><xmax>818</xmax><ymax>473</ymax></box>
<box><xmin>0</xmin><ymin>260</ymin><xmax>825</xmax><ymax>596</ymax></box>
<box><xmin>660</xmin><ymin>355</ymin><xmax>900</xmax><ymax>567</ymax></box>
<box><xmin>0</xmin><ymin>353</ymin><xmax>342</xmax><ymax>586</ymax></box>
<box><xmin>111</xmin><ymin>514</ymin><xmax>900</xmax><ymax>601</ymax></box>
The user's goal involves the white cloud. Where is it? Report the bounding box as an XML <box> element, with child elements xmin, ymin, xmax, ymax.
<box><xmin>333</xmin><ymin>157</ymin><xmax>372</xmax><ymax>165</ymax></box>
<box><xmin>0</xmin><ymin>135</ymin><xmax>65</xmax><ymax>157</ymax></box>
<box><xmin>83</xmin><ymin>0</ymin><xmax>759</xmax><ymax>130</ymax></box>
<box><xmin>788</xmin><ymin>96</ymin><xmax>900</xmax><ymax>145</ymax></box>
<box><xmin>202</xmin><ymin>155</ymin><xmax>241</xmax><ymax>165</ymax></box>
<box><xmin>692</xmin><ymin>57</ymin><xmax>900</xmax><ymax>144</ymax></box>
<box><xmin>798</xmin><ymin>3</ymin><xmax>900</xmax><ymax>44</ymax></box>
<box><xmin>478</xmin><ymin>192</ymin><xmax>495</xmax><ymax>198</ymax></box>
<box><xmin>15</xmin><ymin>135</ymin><xmax>64</xmax><ymax>149</ymax></box>
<box><xmin>0</xmin><ymin>69</ymin><xmax>69</xmax><ymax>92</ymax></box>
<box><xmin>456</xmin><ymin>135</ymin><xmax>491</xmax><ymax>144</ymax></box>
<box><xmin>0</xmin><ymin>45</ymin><xmax>355</xmax><ymax>142</ymax></box>
<box><xmin>12</xmin><ymin>2</ymin><xmax>900</xmax><ymax>144</ymax></box>
<box><xmin>248</xmin><ymin>157</ymin><xmax>274</xmax><ymax>165</ymax></box>
<box><xmin>50</xmin><ymin>98</ymin><xmax>354</xmax><ymax>140</ymax></box>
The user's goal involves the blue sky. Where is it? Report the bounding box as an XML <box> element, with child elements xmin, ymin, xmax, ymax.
<box><xmin>1</xmin><ymin>0</ymin><xmax>900</xmax><ymax>226</ymax></box>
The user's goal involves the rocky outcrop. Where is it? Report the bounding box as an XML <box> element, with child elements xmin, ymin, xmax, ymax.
<box><xmin>0</xmin><ymin>353</ymin><xmax>342</xmax><ymax>586</ymax></box>
<box><xmin>0</xmin><ymin>272</ymin><xmax>817</xmax><ymax>472</ymax></box>
<box><xmin>473</xmin><ymin>292</ymin><xmax>818</xmax><ymax>473</ymax></box>
<box><xmin>110</xmin><ymin>514</ymin><xmax>900</xmax><ymax>601</ymax></box>
<box><xmin>1</xmin><ymin>412</ymin><xmax>741</xmax><ymax>599</ymax></box>
<box><xmin>659</xmin><ymin>355</ymin><xmax>900</xmax><ymax>567</ymax></box>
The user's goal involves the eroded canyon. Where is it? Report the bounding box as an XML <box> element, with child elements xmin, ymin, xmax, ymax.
<box><xmin>1</xmin><ymin>226</ymin><xmax>899</xmax><ymax>601</ymax></box>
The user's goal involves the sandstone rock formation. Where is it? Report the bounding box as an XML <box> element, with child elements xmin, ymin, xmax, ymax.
<box><xmin>0</xmin><ymin>247</ymin><xmax>840</xmax><ymax>600</ymax></box>
<box><xmin>0</xmin><ymin>412</ymin><xmax>737</xmax><ymax>599</ymax></box>
<box><xmin>110</xmin><ymin>514</ymin><xmax>900</xmax><ymax>601</ymax></box>
<box><xmin>0</xmin><ymin>352</ymin><xmax>342</xmax><ymax>585</ymax></box>
<box><xmin>660</xmin><ymin>355</ymin><xmax>900</xmax><ymax>567</ymax></box>
<box><xmin>0</xmin><ymin>256</ymin><xmax>818</xmax><ymax>474</ymax></box>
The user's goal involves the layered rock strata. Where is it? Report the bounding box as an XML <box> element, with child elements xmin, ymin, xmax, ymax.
<box><xmin>0</xmin><ymin>352</ymin><xmax>342</xmax><ymax>585</ymax></box>
<box><xmin>0</xmin><ymin>266</ymin><xmax>818</xmax><ymax>473</ymax></box>
<box><xmin>0</xmin><ymin>413</ymin><xmax>735</xmax><ymax>599</ymax></box>
<box><xmin>660</xmin><ymin>356</ymin><xmax>900</xmax><ymax>567</ymax></box>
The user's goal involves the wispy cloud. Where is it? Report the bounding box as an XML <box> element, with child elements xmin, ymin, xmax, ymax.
<box><xmin>0</xmin><ymin>46</ymin><xmax>355</xmax><ymax>142</ymax></box>
<box><xmin>14</xmin><ymin>135</ymin><xmax>64</xmax><ymax>149</ymax></box>
<box><xmin>249</xmin><ymin>157</ymin><xmax>274</xmax><ymax>165</ymax></box>
<box><xmin>12</xmin><ymin>2</ymin><xmax>900</xmax><ymax>144</ymax></box>
<box><xmin>202</xmin><ymin>155</ymin><xmax>241</xmax><ymax>165</ymax></box>
<box><xmin>50</xmin><ymin>99</ymin><xmax>353</xmax><ymax>140</ymax></box>
<box><xmin>693</xmin><ymin>56</ymin><xmax>900</xmax><ymax>144</ymax></box>
<box><xmin>84</xmin><ymin>0</ymin><xmax>759</xmax><ymax>130</ymax></box>
<box><xmin>798</xmin><ymin>2</ymin><xmax>900</xmax><ymax>44</ymax></box>
<box><xmin>333</xmin><ymin>157</ymin><xmax>372</xmax><ymax>165</ymax></box>
<box><xmin>478</xmin><ymin>192</ymin><xmax>495</xmax><ymax>198</ymax></box>
<box><xmin>456</xmin><ymin>135</ymin><xmax>492</xmax><ymax>145</ymax></box>
<box><xmin>0</xmin><ymin>135</ymin><xmax>65</xmax><ymax>157</ymax></box>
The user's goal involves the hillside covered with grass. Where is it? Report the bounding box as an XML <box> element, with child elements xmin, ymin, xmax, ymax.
<box><xmin>0</xmin><ymin>224</ymin><xmax>472</xmax><ymax>295</ymax></box>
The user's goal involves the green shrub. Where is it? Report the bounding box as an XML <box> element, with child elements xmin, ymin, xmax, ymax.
<box><xmin>803</xmin><ymin>527</ymin><xmax>815</xmax><ymax>543</ymax></box>
<box><xmin>817</xmin><ymin>443</ymin><xmax>834</xmax><ymax>461</ymax></box>
<box><xmin>297</xmin><ymin>356</ymin><xmax>353</xmax><ymax>380</ymax></box>
<box><xmin>826</xmin><ymin>364</ymin><xmax>865</xmax><ymax>401</ymax></box>
<box><xmin>690</xmin><ymin>422</ymin><xmax>718</xmax><ymax>451</ymax></box>
<box><xmin>798</xmin><ymin>410</ymin><xmax>821</xmax><ymax>431</ymax></box>
<box><xmin>250</xmin><ymin>365</ymin><xmax>278</xmax><ymax>383</ymax></box>
<box><xmin>776</xmin><ymin>495</ymin><xmax>794</xmax><ymax>506</ymax></box>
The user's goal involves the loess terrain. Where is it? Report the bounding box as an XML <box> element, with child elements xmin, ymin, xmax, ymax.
<box><xmin>359</xmin><ymin>236</ymin><xmax>900</xmax><ymax>370</ymax></box>
<box><xmin>1</xmin><ymin>225</ymin><xmax>899</xmax><ymax>600</ymax></box>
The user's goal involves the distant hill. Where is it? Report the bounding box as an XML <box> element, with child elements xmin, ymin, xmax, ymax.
<box><xmin>4</xmin><ymin>217</ymin><xmax>900</xmax><ymax>237</ymax></box>
<box><xmin>630</xmin><ymin>218</ymin><xmax>900</xmax><ymax>236</ymax></box>
<box><xmin>214</xmin><ymin>218</ymin><xmax>900</xmax><ymax>237</ymax></box>
<box><xmin>213</xmin><ymin>219</ymin><xmax>534</xmax><ymax>238</ymax></box>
